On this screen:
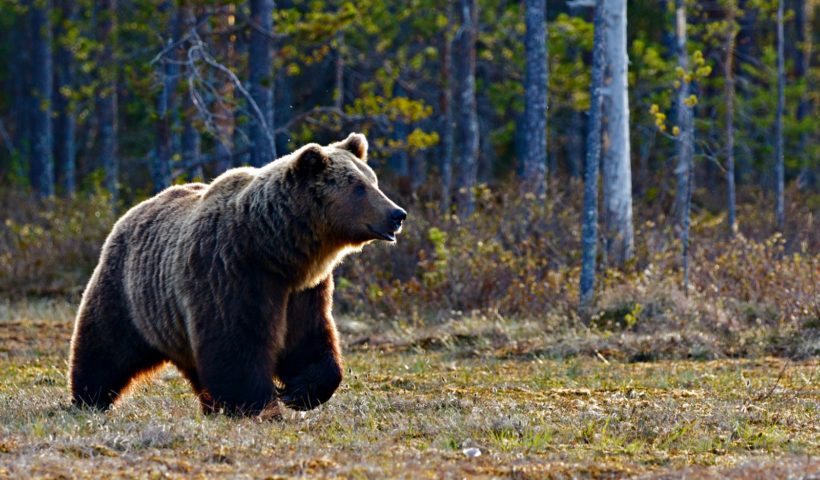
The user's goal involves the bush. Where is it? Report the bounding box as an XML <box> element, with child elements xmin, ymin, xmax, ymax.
<box><xmin>1</xmin><ymin>181</ymin><xmax>817</xmax><ymax>356</ymax></box>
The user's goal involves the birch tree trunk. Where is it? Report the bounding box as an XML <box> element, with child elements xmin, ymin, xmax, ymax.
<box><xmin>53</xmin><ymin>0</ymin><xmax>76</xmax><ymax>196</ymax></box>
<box><xmin>29</xmin><ymin>0</ymin><xmax>55</xmax><ymax>196</ymax></box>
<box><xmin>774</xmin><ymin>0</ymin><xmax>785</xmax><ymax>230</ymax></box>
<box><xmin>579</xmin><ymin>0</ymin><xmax>607</xmax><ymax>310</ymax></box>
<box><xmin>725</xmin><ymin>0</ymin><xmax>737</xmax><ymax>235</ymax></box>
<box><xmin>521</xmin><ymin>0</ymin><xmax>548</xmax><ymax>197</ymax></box>
<box><xmin>97</xmin><ymin>0</ymin><xmax>119</xmax><ymax>201</ymax></box>
<box><xmin>248</xmin><ymin>0</ymin><xmax>276</xmax><ymax>167</ymax></box>
<box><xmin>674</xmin><ymin>0</ymin><xmax>695</xmax><ymax>292</ymax></box>
<box><xmin>454</xmin><ymin>0</ymin><xmax>479</xmax><ymax>216</ymax></box>
<box><xmin>601</xmin><ymin>0</ymin><xmax>634</xmax><ymax>266</ymax></box>
<box><xmin>674</xmin><ymin>0</ymin><xmax>693</xmax><ymax>227</ymax></box>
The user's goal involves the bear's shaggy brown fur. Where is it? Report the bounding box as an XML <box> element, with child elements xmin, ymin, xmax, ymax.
<box><xmin>69</xmin><ymin>133</ymin><xmax>405</xmax><ymax>416</ymax></box>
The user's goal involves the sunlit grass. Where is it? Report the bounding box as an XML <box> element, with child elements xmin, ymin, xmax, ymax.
<box><xmin>0</xmin><ymin>303</ymin><xmax>818</xmax><ymax>478</ymax></box>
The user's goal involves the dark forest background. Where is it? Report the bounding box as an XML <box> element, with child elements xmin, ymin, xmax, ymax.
<box><xmin>0</xmin><ymin>0</ymin><xmax>817</xmax><ymax>356</ymax></box>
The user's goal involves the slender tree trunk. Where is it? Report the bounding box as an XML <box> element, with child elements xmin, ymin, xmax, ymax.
<box><xmin>180</xmin><ymin>3</ymin><xmax>202</xmax><ymax>181</ymax></box>
<box><xmin>454</xmin><ymin>0</ymin><xmax>479</xmax><ymax>216</ymax></box>
<box><xmin>521</xmin><ymin>0</ymin><xmax>548</xmax><ymax>197</ymax></box>
<box><xmin>153</xmin><ymin>1</ymin><xmax>175</xmax><ymax>193</ymax></box>
<box><xmin>566</xmin><ymin>91</ymin><xmax>584</xmax><ymax>179</ymax></box>
<box><xmin>53</xmin><ymin>0</ymin><xmax>76</xmax><ymax>196</ymax></box>
<box><xmin>579</xmin><ymin>0</ymin><xmax>606</xmax><ymax>311</ymax></box>
<box><xmin>97</xmin><ymin>0</ymin><xmax>118</xmax><ymax>201</ymax></box>
<box><xmin>29</xmin><ymin>0</ymin><xmax>55</xmax><ymax>196</ymax></box>
<box><xmin>674</xmin><ymin>0</ymin><xmax>693</xmax><ymax>227</ymax></box>
<box><xmin>440</xmin><ymin>2</ymin><xmax>455</xmax><ymax>213</ymax></box>
<box><xmin>214</xmin><ymin>4</ymin><xmax>236</xmax><ymax>173</ymax></box>
<box><xmin>248</xmin><ymin>0</ymin><xmax>276</xmax><ymax>167</ymax></box>
<box><xmin>601</xmin><ymin>0</ymin><xmax>634</xmax><ymax>266</ymax></box>
<box><xmin>774</xmin><ymin>0</ymin><xmax>785</xmax><ymax>229</ymax></box>
<box><xmin>11</xmin><ymin>6</ymin><xmax>31</xmax><ymax>182</ymax></box>
<box><xmin>674</xmin><ymin>0</ymin><xmax>695</xmax><ymax>292</ymax></box>
<box><xmin>334</xmin><ymin>31</ymin><xmax>344</xmax><ymax>110</ymax></box>
<box><xmin>794</xmin><ymin>0</ymin><xmax>814</xmax><ymax>189</ymax></box>
<box><xmin>725</xmin><ymin>0</ymin><xmax>737</xmax><ymax>235</ymax></box>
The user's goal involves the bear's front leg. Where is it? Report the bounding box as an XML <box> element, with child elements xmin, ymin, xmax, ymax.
<box><xmin>193</xmin><ymin>290</ymin><xmax>288</xmax><ymax>417</ymax></box>
<box><xmin>277</xmin><ymin>276</ymin><xmax>343</xmax><ymax>411</ymax></box>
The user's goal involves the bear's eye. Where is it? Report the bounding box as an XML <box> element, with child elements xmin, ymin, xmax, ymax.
<box><xmin>353</xmin><ymin>184</ymin><xmax>367</xmax><ymax>197</ymax></box>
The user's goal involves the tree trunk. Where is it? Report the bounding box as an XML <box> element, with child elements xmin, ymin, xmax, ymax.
<box><xmin>214</xmin><ymin>4</ymin><xmax>236</xmax><ymax>173</ymax></box>
<box><xmin>11</xmin><ymin>6</ymin><xmax>31</xmax><ymax>182</ymax></box>
<box><xmin>601</xmin><ymin>0</ymin><xmax>634</xmax><ymax>266</ymax></box>
<box><xmin>248</xmin><ymin>0</ymin><xmax>276</xmax><ymax>168</ymax></box>
<box><xmin>579</xmin><ymin>0</ymin><xmax>606</xmax><ymax>311</ymax></box>
<box><xmin>153</xmin><ymin>1</ymin><xmax>176</xmax><ymax>193</ymax></box>
<box><xmin>674</xmin><ymin>0</ymin><xmax>695</xmax><ymax>293</ymax></box>
<box><xmin>794</xmin><ymin>0</ymin><xmax>814</xmax><ymax>189</ymax></box>
<box><xmin>97</xmin><ymin>0</ymin><xmax>118</xmax><ymax>201</ymax></box>
<box><xmin>774</xmin><ymin>0</ymin><xmax>785</xmax><ymax>230</ymax></box>
<box><xmin>725</xmin><ymin>0</ymin><xmax>737</xmax><ymax>235</ymax></box>
<box><xmin>454</xmin><ymin>0</ymin><xmax>479</xmax><ymax>216</ymax></box>
<box><xmin>673</xmin><ymin>0</ymin><xmax>693</xmax><ymax>227</ymax></box>
<box><xmin>440</xmin><ymin>1</ymin><xmax>455</xmax><ymax>213</ymax></box>
<box><xmin>179</xmin><ymin>3</ymin><xmax>202</xmax><ymax>181</ymax></box>
<box><xmin>29</xmin><ymin>0</ymin><xmax>55</xmax><ymax>196</ymax></box>
<box><xmin>53</xmin><ymin>0</ymin><xmax>76</xmax><ymax>196</ymax></box>
<box><xmin>521</xmin><ymin>0</ymin><xmax>548</xmax><ymax>197</ymax></box>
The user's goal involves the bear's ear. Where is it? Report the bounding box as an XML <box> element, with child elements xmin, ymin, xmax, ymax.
<box><xmin>333</xmin><ymin>132</ymin><xmax>368</xmax><ymax>162</ymax></box>
<box><xmin>293</xmin><ymin>144</ymin><xmax>330</xmax><ymax>178</ymax></box>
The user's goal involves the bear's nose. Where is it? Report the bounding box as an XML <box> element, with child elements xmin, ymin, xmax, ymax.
<box><xmin>391</xmin><ymin>208</ymin><xmax>407</xmax><ymax>227</ymax></box>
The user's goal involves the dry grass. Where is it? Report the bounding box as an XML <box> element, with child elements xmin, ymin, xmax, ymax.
<box><xmin>1</xmin><ymin>300</ymin><xmax>818</xmax><ymax>479</ymax></box>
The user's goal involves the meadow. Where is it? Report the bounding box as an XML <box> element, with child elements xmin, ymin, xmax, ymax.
<box><xmin>1</xmin><ymin>299</ymin><xmax>817</xmax><ymax>479</ymax></box>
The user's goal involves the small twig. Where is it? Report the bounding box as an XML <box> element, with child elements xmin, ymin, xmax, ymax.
<box><xmin>753</xmin><ymin>359</ymin><xmax>790</xmax><ymax>402</ymax></box>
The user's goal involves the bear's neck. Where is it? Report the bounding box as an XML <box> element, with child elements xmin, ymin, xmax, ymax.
<box><xmin>234</xmin><ymin>173</ymin><xmax>348</xmax><ymax>290</ymax></box>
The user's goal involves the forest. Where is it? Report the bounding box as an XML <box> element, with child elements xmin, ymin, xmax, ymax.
<box><xmin>0</xmin><ymin>0</ymin><xmax>818</xmax><ymax>478</ymax></box>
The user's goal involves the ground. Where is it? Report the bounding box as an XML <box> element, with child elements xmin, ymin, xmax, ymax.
<box><xmin>0</xmin><ymin>300</ymin><xmax>818</xmax><ymax>479</ymax></box>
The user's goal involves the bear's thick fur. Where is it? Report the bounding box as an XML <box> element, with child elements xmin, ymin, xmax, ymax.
<box><xmin>69</xmin><ymin>133</ymin><xmax>405</xmax><ymax>416</ymax></box>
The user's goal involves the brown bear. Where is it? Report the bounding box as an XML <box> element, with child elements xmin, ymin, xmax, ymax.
<box><xmin>69</xmin><ymin>133</ymin><xmax>405</xmax><ymax>416</ymax></box>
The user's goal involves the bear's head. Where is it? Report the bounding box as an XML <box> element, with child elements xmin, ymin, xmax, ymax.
<box><xmin>289</xmin><ymin>133</ymin><xmax>407</xmax><ymax>247</ymax></box>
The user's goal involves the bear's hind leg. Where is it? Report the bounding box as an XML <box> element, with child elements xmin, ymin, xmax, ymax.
<box><xmin>70</xmin><ymin>284</ymin><xmax>165</xmax><ymax>410</ymax></box>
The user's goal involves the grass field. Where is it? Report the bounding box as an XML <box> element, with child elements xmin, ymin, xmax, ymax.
<box><xmin>0</xmin><ymin>300</ymin><xmax>818</xmax><ymax>479</ymax></box>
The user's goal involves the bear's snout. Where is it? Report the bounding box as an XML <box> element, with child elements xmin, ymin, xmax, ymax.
<box><xmin>390</xmin><ymin>208</ymin><xmax>407</xmax><ymax>232</ymax></box>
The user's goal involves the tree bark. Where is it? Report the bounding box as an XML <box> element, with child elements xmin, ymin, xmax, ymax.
<box><xmin>579</xmin><ymin>0</ymin><xmax>606</xmax><ymax>311</ymax></box>
<box><xmin>674</xmin><ymin>0</ymin><xmax>695</xmax><ymax>293</ymax></box>
<box><xmin>673</xmin><ymin>0</ymin><xmax>693</xmax><ymax>227</ymax></box>
<box><xmin>179</xmin><ymin>3</ymin><xmax>202</xmax><ymax>181</ymax></box>
<box><xmin>724</xmin><ymin>0</ymin><xmax>737</xmax><ymax>235</ymax></box>
<box><xmin>440</xmin><ymin>1</ymin><xmax>455</xmax><ymax>213</ymax></box>
<box><xmin>97</xmin><ymin>0</ymin><xmax>119</xmax><ymax>201</ymax></box>
<box><xmin>29</xmin><ymin>0</ymin><xmax>55</xmax><ymax>196</ymax></box>
<box><xmin>53</xmin><ymin>0</ymin><xmax>76</xmax><ymax>196</ymax></box>
<box><xmin>521</xmin><ymin>0</ymin><xmax>548</xmax><ymax>197</ymax></box>
<box><xmin>248</xmin><ymin>0</ymin><xmax>276</xmax><ymax>167</ymax></box>
<box><xmin>214</xmin><ymin>4</ymin><xmax>236</xmax><ymax>173</ymax></box>
<box><xmin>454</xmin><ymin>0</ymin><xmax>479</xmax><ymax>216</ymax></box>
<box><xmin>10</xmin><ymin>5</ymin><xmax>31</xmax><ymax>181</ymax></box>
<box><xmin>774</xmin><ymin>0</ymin><xmax>785</xmax><ymax>230</ymax></box>
<box><xmin>601</xmin><ymin>0</ymin><xmax>634</xmax><ymax>266</ymax></box>
<box><xmin>794</xmin><ymin>0</ymin><xmax>814</xmax><ymax>189</ymax></box>
<box><xmin>153</xmin><ymin>1</ymin><xmax>176</xmax><ymax>193</ymax></box>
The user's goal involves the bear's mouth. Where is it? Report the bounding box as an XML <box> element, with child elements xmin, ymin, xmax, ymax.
<box><xmin>367</xmin><ymin>225</ymin><xmax>398</xmax><ymax>242</ymax></box>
